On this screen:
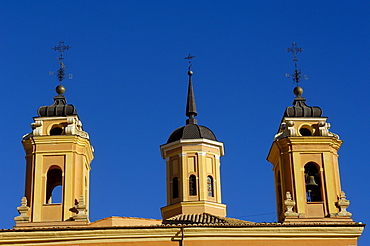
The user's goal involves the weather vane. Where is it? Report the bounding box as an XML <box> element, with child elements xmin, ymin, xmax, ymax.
<box><xmin>50</xmin><ymin>41</ymin><xmax>73</xmax><ymax>84</ymax></box>
<box><xmin>285</xmin><ymin>42</ymin><xmax>307</xmax><ymax>86</ymax></box>
<box><xmin>184</xmin><ymin>54</ymin><xmax>195</xmax><ymax>71</ymax></box>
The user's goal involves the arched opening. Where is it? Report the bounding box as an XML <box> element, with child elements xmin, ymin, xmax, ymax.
<box><xmin>172</xmin><ymin>177</ymin><xmax>179</xmax><ymax>199</ymax></box>
<box><xmin>300</xmin><ymin>128</ymin><xmax>312</xmax><ymax>136</ymax></box>
<box><xmin>304</xmin><ymin>162</ymin><xmax>322</xmax><ymax>202</ymax></box>
<box><xmin>207</xmin><ymin>176</ymin><xmax>214</xmax><ymax>197</ymax></box>
<box><xmin>51</xmin><ymin>185</ymin><xmax>62</xmax><ymax>203</ymax></box>
<box><xmin>189</xmin><ymin>175</ymin><xmax>197</xmax><ymax>196</ymax></box>
<box><xmin>46</xmin><ymin>167</ymin><xmax>63</xmax><ymax>204</ymax></box>
<box><xmin>50</xmin><ymin>127</ymin><xmax>63</xmax><ymax>135</ymax></box>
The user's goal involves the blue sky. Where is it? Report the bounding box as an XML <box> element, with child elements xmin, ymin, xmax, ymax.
<box><xmin>0</xmin><ymin>1</ymin><xmax>369</xmax><ymax>244</ymax></box>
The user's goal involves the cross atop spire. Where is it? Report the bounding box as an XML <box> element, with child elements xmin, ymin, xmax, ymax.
<box><xmin>286</xmin><ymin>42</ymin><xmax>308</xmax><ymax>87</ymax></box>
<box><xmin>184</xmin><ymin>54</ymin><xmax>197</xmax><ymax>125</ymax></box>
<box><xmin>184</xmin><ymin>54</ymin><xmax>195</xmax><ymax>71</ymax></box>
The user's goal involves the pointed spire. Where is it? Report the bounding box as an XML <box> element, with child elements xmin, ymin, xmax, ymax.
<box><xmin>184</xmin><ymin>54</ymin><xmax>197</xmax><ymax>125</ymax></box>
<box><xmin>186</xmin><ymin>70</ymin><xmax>198</xmax><ymax>124</ymax></box>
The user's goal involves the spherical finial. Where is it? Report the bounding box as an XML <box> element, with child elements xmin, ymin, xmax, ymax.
<box><xmin>56</xmin><ymin>85</ymin><xmax>66</xmax><ymax>95</ymax></box>
<box><xmin>293</xmin><ymin>86</ymin><xmax>303</xmax><ymax>96</ymax></box>
<box><xmin>188</xmin><ymin>70</ymin><xmax>193</xmax><ymax>76</ymax></box>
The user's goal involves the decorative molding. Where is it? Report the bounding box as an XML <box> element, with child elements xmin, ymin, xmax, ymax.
<box><xmin>274</xmin><ymin>118</ymin><xmax>339</xmax><ymax>141</ymax></box>
<box><xmin>23</xmin><ymin>116</ymin><xmax>89</xmax><ymax>140</ymax></box>
<box><xmin>64</xmin><ymin>116</ymin><xmax>89</xmax><ymax>138</ymax></box>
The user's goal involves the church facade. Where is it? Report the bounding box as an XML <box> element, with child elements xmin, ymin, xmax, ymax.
<box><xmin>0</xmin><ymin>45</ymin><xmax>365</xmax><ymax>245</ymax></box>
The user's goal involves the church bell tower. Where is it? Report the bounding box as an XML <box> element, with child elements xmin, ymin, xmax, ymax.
<box><xmin>267</xmin><ymin>43</ymin><xmax>352</xmax><ymax>223</ymax></box>
<box><xmin>160</xmin><ymin>56</ymin><xmax>226</xmax><ymax>220</ymax></box>
<box><xmin>14</xmin><ymin>42</ymin><xmax>94</xmax><ymax>226</ymax></box>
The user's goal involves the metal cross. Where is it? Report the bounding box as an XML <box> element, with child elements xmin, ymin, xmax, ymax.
<box><xmin>52</xmin><ymin>41</ymin><xmax>71</xmax><ymax>60</ymax></box>
<box><xmin>51</xmin><ymin>41</ymin><xmax>72</xmax><ymax>84</ymax></box>
<box><xmin>184</xmin><ymin>54</ymin><xmax>195</xmax><ymax>71</ymax></box>
<box><xmin>285</xmin><ymin>42</ymin><xmax>307</xmax><ymax>86</ymax></box>
<box><xmin>286</xmin><ymin>42</ymin><xmax>303</xmax><ymax>62</ymax></box>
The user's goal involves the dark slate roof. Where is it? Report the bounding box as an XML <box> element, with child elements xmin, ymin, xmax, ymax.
<box><xmin>167</xmin><ymin>124</ymin><xmax>217</xmax><ymax>143</ymax></box>
<box><xmin>38</xmin><ymin>95</ymin><xmax>77</xmax><ymax>117</ymax></box>
<box><xmin>284</xmin><ymin>96</ymin><xmax>322</xmax><ymax>117</ymax></box>
<box><xmin>166</xmin><ymin>70</ymin><xmax>218</xmax><ymax>144</ymax></box>
<box><xmin>163</xmin><ymin>213</ymin><xmax>253</xmax><ymax>225</ymax></box>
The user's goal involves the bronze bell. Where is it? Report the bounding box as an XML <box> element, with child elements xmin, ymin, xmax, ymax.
<box><xmin>306</xmin><ymin>176</ymin><xmax>318</xmax><ymax>186</ymax></box>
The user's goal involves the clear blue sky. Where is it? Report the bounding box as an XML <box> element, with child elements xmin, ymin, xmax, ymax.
<box><xmin>0</xmin><ymin>1</ymin><xmax>369</xmax><ymax>244</ymax></box>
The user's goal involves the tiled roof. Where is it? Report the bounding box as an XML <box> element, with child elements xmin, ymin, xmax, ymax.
<box><xmin>163</xmin><ymin>213</ymin><xmax>254</xmax><ymax>225</ymax></box>
<box><xmin>167</xmin><ymin>124</ymin><xmax>217</xmax><ymax>143</ymax></box>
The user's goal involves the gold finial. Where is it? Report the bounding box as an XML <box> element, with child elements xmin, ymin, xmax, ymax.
<box><xmin>293</xmin><ymin>86</ymin><xmax>303</xmax><ymax>96</ymax></box>
<box><xmin>56</xmin><ymin>84</ymin><xmax>66</xmax><ymax>95</ymax></box>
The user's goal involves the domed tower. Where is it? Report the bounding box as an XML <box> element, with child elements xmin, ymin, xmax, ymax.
<box><xmin>14</xmin><ymin>42</ymin><xmax>94</xmax><ymax>226</ymax></box>
<box><xmin>267</xmin><ymin>43</ymin><xmax>352</xmax><ymax>223</ymax></box>
<box><xmin>160</xmin><ymin>58</ymin><xmax>226</xmax><ymax>220</ymax></box>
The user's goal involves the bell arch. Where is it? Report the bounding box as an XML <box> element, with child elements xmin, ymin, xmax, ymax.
<box><xmin>45</xmin><ymin>166</ymin><xmax>63</xmax><ymax>204</ymax></box>
<box><xmin>304</xmin><ymin>162</ymin><xmax>322</xmax><ymax>202</ymax></box>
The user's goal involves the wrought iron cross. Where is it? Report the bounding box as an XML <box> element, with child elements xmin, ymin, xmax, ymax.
<box><xmin>286</xmin><ymin>42</ymin><xmax>307</xmax><ymax>86</ymax></box>
<box><xmin>52</xmin><ymin>41</ymin><xmax>71</xmax><ymax>60</ymax></box>
<box><xmin>184</xmin><ymin>54</ymin><xmax>195</xmax><ymax>71</ymax></box>
<box><xmin>286</xmin><ymin>42</ymin><xmax>303</xmax><ymax>62</ymax></box>
<box><xmin>51</xmin><ymin>41</ymin><xmax>72</xmax><ymax>84</ymax></box>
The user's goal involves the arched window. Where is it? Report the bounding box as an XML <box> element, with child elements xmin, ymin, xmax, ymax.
<box><xmin>189</xmin><ymin>175</ymin><xmax>197</xmax><ymax>196</ymax></box>
<box><xmin>172</xmin><ymin>177</ymin><xmax>179</xmax><ymax>199</ymax></box>
<box><xmin>207</xmin><ymin>176</ymin><xmax>214</xmax><ymax>197</ymax></box>
<box><xmin>304</xmin><ymin>162</ymin><xmax>322</xmax><ymax>202</ymax></box>
<box><xmin>46</xmin><ymin>167</ymin><xmax>63</xmax><ymax>204</ymax></box>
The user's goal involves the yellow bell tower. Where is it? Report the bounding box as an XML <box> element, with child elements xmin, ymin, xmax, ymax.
<box><xmin>160</xmin><ymin>63</ymin><xmax>226</xmax><ymax>220</ymax></box>
<box><xmin>14</xmin><ymin>42</ymin><xmax>94</xmax><ymax>227</ymax></box>
<box><xmin>267</xmin><ymin>43</ymin><xmax>352</xmax><ymax>223</ymax></box>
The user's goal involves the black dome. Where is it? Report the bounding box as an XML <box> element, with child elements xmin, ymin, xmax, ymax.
<box><xmin>38</xmin><ymin>95</ymin><xmax>77</xmax><ymax>117</ymax></box>
<box><xmin>284</xmin><ymin>96</ymin><xmax>322</xmax><ymax>117</ymax></box>
<box><xmin>167</xmin><ymin>124</ymin><xmax>217</xmax><ymax>143</ymax></box>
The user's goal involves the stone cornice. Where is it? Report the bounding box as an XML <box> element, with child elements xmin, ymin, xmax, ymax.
<box><xmin>22</xmin><ymin>135</ymin><xmax>94</xmax><ymax>163</ymax></box>
<box><xmin>160</xmin><ymin>139</ymin><xmax>224</xmax><ymax>158</ymax></box>
<box><xmin>0</xmin><ymin>225</ymin><xmax>364</xmax><ymax>245</ymax></box>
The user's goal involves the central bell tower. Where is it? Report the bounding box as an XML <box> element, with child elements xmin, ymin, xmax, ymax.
<box><xmin>160</xmin><ymin>61</ymin><xmax>226</xmax><ymax>220</ymax></box>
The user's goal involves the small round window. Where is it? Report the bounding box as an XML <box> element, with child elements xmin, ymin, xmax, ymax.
<box><xmin>50</xmin><ymin>127</ymin><xmax>63</xmax><ymax>135</ymax></box>
<box><xmin>299</xmin><ymin>127</ymin><xmax>312</xmax><ymax>136</ymax></box>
